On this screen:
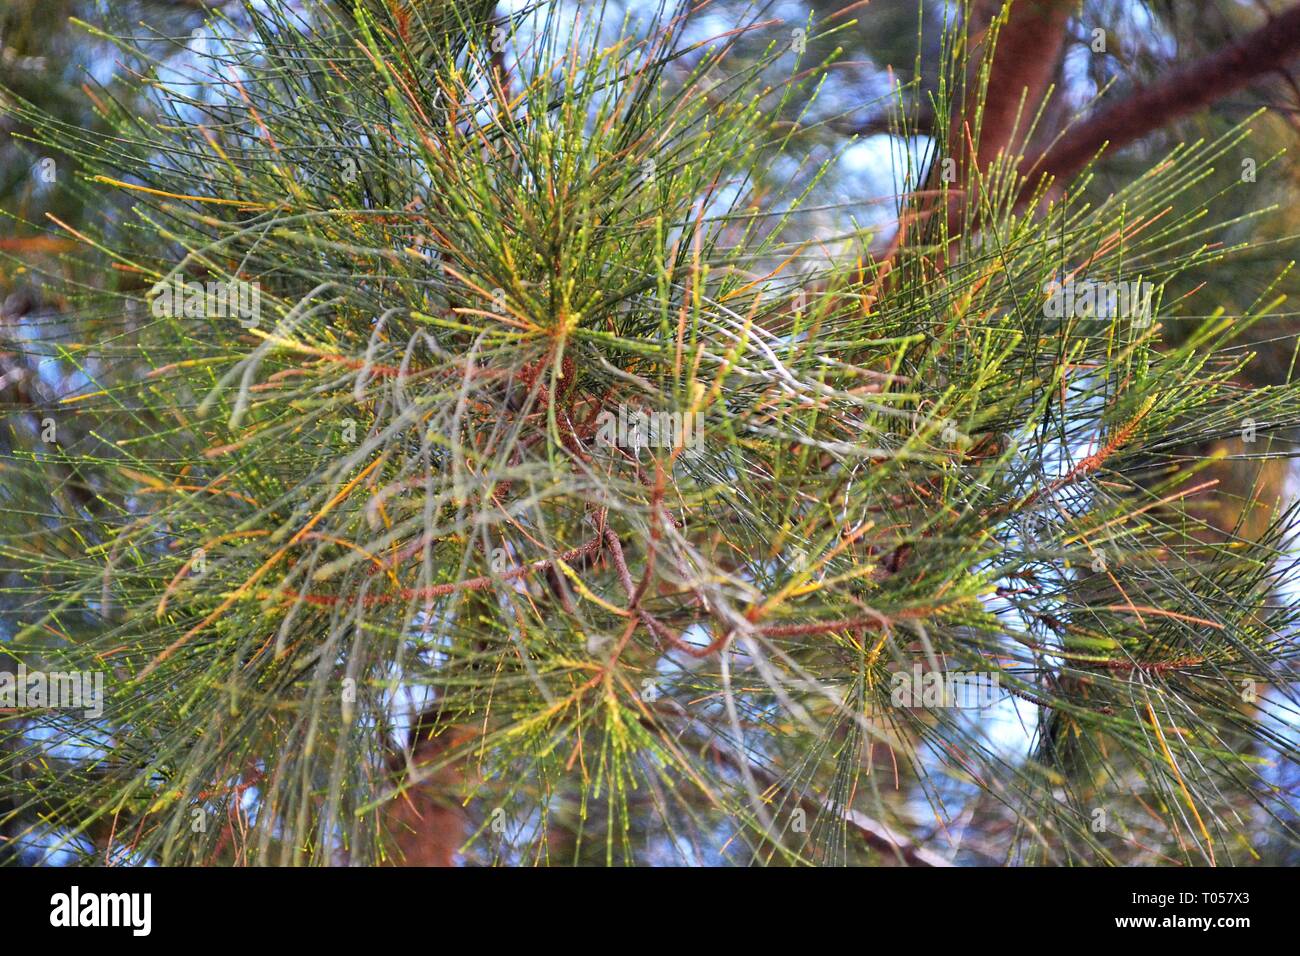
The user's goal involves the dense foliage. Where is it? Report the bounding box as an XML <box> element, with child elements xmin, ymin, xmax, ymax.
<box><xmin>2</xmin><ymin>0</ymin><xmax>1299</xmax><ymax>866</ymax></box>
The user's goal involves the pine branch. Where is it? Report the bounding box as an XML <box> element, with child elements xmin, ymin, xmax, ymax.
<box><xmin>694</xmin><ymin>734</ymin><xmax>953</xmax><ymax>867</ymax></box>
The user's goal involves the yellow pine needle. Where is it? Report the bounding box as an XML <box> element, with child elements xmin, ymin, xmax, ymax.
<box><xmin>554</xmin><ymin>559</ymin><xmax>631</xmax><ymax>617</ymax></box>
<box><xmin>91</xmin><ymin>175</ymin><xmax>269</xmax><ymax>209</ymax></box>
<box><xmin>136</xmin><ymin>456</ymin><xmax>384</xmax><ymax>681</ymax></box>
<box><xmin>1146</xmin><ymin>698</ymin><xmax>1217</xmax><ymax>866</ymax></box>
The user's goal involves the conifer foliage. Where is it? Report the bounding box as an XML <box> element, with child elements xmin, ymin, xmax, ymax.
<box><xmin>1</xmin><ymin>0</ymin><xmax>1298</xmax><ymax>865</ymax></box>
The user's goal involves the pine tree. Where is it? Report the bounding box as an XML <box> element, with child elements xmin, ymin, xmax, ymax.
<box><xmin>1</xmin><ymin>0</ymin><xmax>1298</xmax><ymax>866</ymax></box>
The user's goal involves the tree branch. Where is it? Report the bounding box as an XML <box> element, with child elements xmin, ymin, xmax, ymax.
<box><xmin>958</xmin><ymin>0</ymin><xmax>1074</xmax><ymax>176</ymax></box>
<box><xmin>1025</xmin><ymin>3</ymin><xmax>1300</xmax><ymax>187</ymax></box>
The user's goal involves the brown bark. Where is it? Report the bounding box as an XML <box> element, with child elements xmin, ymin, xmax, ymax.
<box><xmin>957</xmin><ymin>0</ymin><xmax>1075</xmax><ymax>176</ymax></box>
<box><xmin>1025</xmin><ymin>4</ymin><xmax>1300</xmax><ymax>189</ymax></box>
<box><xmin>928</xmin><ymin>1</ymin><xmax>1074</xmax><ymax>244</ymax></box>
<box><xmin>381</xmin><ymin>704</ymin><xmax>473</xmax><ymax>866</ymax></box>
